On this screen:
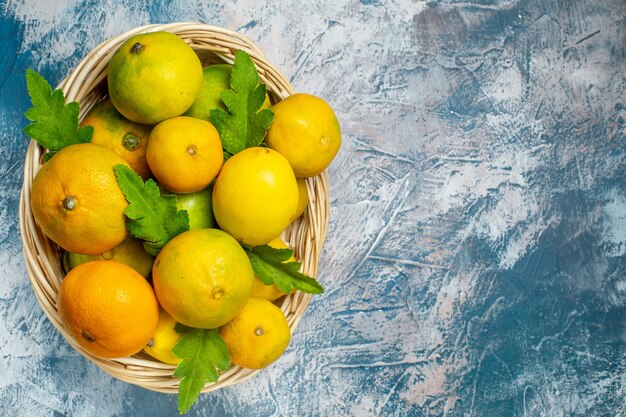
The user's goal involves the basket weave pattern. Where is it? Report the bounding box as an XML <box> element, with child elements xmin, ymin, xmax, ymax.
<box><xmin>18</xmin><ymin>22</ymin><xmax>329</xmax><ymax>393</ymax></box>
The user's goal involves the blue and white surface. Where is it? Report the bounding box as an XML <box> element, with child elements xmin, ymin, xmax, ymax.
<box><xmin>1</xmin><ymin>1</ymin><xmax>625</xmax><ymax>416</ymax></box>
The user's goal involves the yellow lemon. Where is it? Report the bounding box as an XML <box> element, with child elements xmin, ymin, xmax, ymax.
<box><xmin>108</xmin><ymin>31</ymin><xmax>203</xmax><ymax>125</ymax></box>
<box><xmin>293</xmin><ymin>177</ymin><xmax>309</xmax><ymax>219</ymax></box>
<box><xmin>152</xmin><ymin>228</ymin><xmax>254</xmax><ymax>329</ymax></box>
<box><xmin>212</xmin><ymin>147</ymin><xmax>298</xmax><ymax>246</ymax></box>
<box><xmin>143</xmin><ymin>307</ymin><xmax>182</xmax><ymax>365</ymax></box>
<box><xmin>266</xmin><ymin>93</ymin><xmax>341</xmax><ymax>178</ymax></box>
<box><xmin>220</xmin><ymin>297</ymin><xmax>291</xmax><ymax>369</ymax></box>
<box><xmin>146</xmin><ymin>116</ymin><xmax>223</xmax><ymax>194</ymax></box>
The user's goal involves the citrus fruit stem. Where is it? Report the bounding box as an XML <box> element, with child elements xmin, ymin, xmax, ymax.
<box><xmin>63</xmin><ymin>196</ymin><xmax>76</xmax><ymax>210</ymax></box>
<box><xmin>131</xmin><ymin>42</ymin><xmax>144</xmax><ymax>54</ymax></box>
<box><xmin>122</xmin><ymin>133</ymin><xmax>140</xmax><ymax>150</ymax></box>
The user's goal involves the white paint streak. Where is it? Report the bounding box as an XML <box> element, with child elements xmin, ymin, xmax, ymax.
<box><xmin>399</xmin><ymin>360</ymin><xmax>456</xmax><ymax>411</ymax></box>
<box><xmin>5</xmin><ymin>0</ymin><xmax>149</xmax><ymax>68</ymax></box>
<box><xmin>601</xmin><ymin>188</ymin><xmax>626</xmax><ymax>257</ymax></box>
<box><xmin>484</xmin><ymin>59</ymin><xmax>523</xmax><ymax>102</ymax></box>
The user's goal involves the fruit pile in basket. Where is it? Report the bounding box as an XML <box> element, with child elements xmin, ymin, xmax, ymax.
<box><xmin>23</xmin><ymin>31</ymin><xmax>340</xmax><ymax>413</ymax></box>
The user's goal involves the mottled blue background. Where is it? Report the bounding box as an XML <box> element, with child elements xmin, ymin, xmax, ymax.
<box><xmin>1</xmin><ymin>1</ymin><xmax>625</xmax><ymax>416</ymax></box>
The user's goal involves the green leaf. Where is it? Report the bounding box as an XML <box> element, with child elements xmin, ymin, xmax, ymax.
<box><xmin>42</xmin><ymin>151</ymin><xmax>56</xmax><ymax>162</ymax></box>
<box><xmin>244</xmin><ymin>245</ymin><xmax>325</xmax><ymax>295</ymax></box>
<box><xmin>114</xmin><ymin>164</ymin><xmax>189</xmax><ymax>256</ymax></box>
<box><xmin>173</xmin><ymin>329</ymin><xmax>231</xmax><ymax>414</ymax></box>
<box><xmin>209</xmin><ymin>50</ymin><xmax>274</xmax><ymax>155</ymax></box>
<box><xmin>174</xmin><ymin>323</ymin><xmax>193</xmax><ymax>334</ymax></box>
<box><xmin>23</xmin><ymin>69</ymin><xmax>93</xmax><ymax>151</ymax></box>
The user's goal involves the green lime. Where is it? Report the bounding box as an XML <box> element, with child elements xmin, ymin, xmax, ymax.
<box><xmin>184</xmin><ymin>64</ymin><xmax>272</xmax><ymax>121</ymax></box>
<box><xmin>175</xmin><ymin>186</ymin><xmax>215</xmax><ymax>230</ymax></box>
<box><xmin>184</xmin><ymin>64</ymin><xmax>232</xmax><ymax>121</ymax></box>
<box><xmin>63</xmin><ymin>236</ymin><xmax>154</xmax><ymax>278</ymax></box>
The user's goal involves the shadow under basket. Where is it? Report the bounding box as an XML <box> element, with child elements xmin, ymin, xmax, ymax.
<box><xmin>18</xmin><ymin>22</ymin><xmax>330</xmax><ymax>394</ymax></box>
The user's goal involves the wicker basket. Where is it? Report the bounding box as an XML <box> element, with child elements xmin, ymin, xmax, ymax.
<box><xmin>18</xmin><ymin>22</ymin><xmax>329</xmax><ymax>393</ymax></box>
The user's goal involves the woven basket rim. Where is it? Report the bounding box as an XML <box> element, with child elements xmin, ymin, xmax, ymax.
<box><xmin>18</xmin><ymin>22</ymin><xmax>330</xmax><ymax>394</ymax></box>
